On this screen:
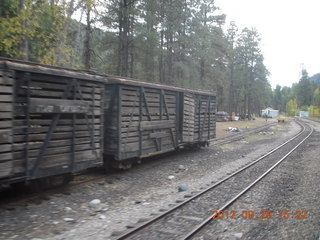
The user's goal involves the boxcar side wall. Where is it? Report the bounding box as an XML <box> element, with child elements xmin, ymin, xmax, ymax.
<box><xmin>0</xmin><ymin>65</ymin><xmax>104</xmax><ymax>183</ymax></box>
<box><xmin>182</xmin><ymin>93</ymin><xmax>216</xmax><ymax>143</ymax></box>
<box><xmin>105</xmin><ymin>84</ymin><xmax>181</xmax><ymax>161</ymax></box>
<box><xmin>194</xmin><ymin>94</ymin><xmax>216</xmax><ymax>141</ymax></box>
<box><xmin>104</xmin><ymin>83</ymin><xmax>216</xmax><ymax>163</ymax></box>
<box><xmin>0</xmin><ymin>69</ymin><xmax>14</xmax><ymax>179</ymax></box>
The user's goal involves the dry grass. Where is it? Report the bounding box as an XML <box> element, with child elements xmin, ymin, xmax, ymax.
<box><xmin>216</xmin><ymin>117</ymin><xmax>278</xmax><ymax>138</ymax></box>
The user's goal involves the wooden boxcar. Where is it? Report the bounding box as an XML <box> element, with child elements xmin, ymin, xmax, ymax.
<box><xmin>0</xmin><ymin>58</ymin><xmax>215</xmax><ymax>185</ymax></box>
<box><xmin>104</xmin><ymin>78</ymin><xmax>216</xmax><ymax>168</ymax></box>
<box><xmin>0</xmin><ymin>59</ymin><xmax>105</xmax><ymax>184</ymax></box>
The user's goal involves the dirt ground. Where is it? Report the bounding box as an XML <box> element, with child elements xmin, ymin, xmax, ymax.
<box><xmin>0</xmin><ymin>118</ymin><xmax>318</xmax><ymax>240</ymax></box>
<box><xmin>216</xmin><ymin>117</ymin><xmax>278</xmax><ymax>138</ymax></box>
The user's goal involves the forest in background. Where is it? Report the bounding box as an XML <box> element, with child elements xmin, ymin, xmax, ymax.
<box><xmin>0</xmin><ymin>0</ymin><xmax>319</xmax><ymax>117</ymax></box>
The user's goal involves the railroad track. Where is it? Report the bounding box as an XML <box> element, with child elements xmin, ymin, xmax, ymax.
<box><xmin>114</xmin><ymin>120</ymin><xmax>313</xmax><ymax>240</ymax></box>
<box><xmin>211</xmin><ymin>121</ymin><xmax>278</xmax><ymax>146</ymax></box>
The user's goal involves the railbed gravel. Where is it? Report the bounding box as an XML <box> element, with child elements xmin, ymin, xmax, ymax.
<box><xmin>195</xmin><ymin>119</ymin><xmax>320</xmax><ymax>240</ymax></box>
<box><xmin>0</xmin><ymin>120</ymin><xmax>312</xmax><ymax>240</ymax></box>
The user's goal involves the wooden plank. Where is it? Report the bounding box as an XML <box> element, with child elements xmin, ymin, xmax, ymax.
<box><xmin>17</xmin><ymin>89</ymin><xmax>101</xmax><ymax>100</ymax></box>
<box><xmin>14</xmin><ymin>118</ymin><xmax>100</xmax><ymax>126</ymax></box>
<box><xmin>122</xmin><ymin>107</ymin><xmax>176</xmax><ymax>115</ymax></box>
<box><xmin>13</xmin><ymin>142</ymin><xmax>100</xmax><ymax>159</ymax></box>
<box><xmin>121</xmin><ymin>116</ymin><xmax>166</xmax><ymax>122</ymax></box>
<box><xmin>140</xmin><ymin>120</ymin><xmax>175</xmax><ymax>131</ymax></box>
<box><xmin>0</xmin><ymin>77</ymin><xmax>14</xmax><ymax>85</ymax></box>
<box><xmin>29</xmin><ymin>98</ymin><xmax>90</xmax><ymax>114</ymax></box>
<box><xmin>0</xmin><ymin>70</ymin><xmax>14</xmax><ymax>78</ymax></box>
<box><xmin>0</xmin><ymin>161</ymin><xmax>13</xmax><ymax>178</ymax></box>
<box><xmin>122</xmin><ymin>89</ymin><xmax>139</xmax><ymax>96</ymax></box>
<box><xmin>15</xmin><ymin>96</ymin><xmax>101</xmax><ymax>107</ymax></box>
<box><xmin>0</xmin><ymin>152</ymin><xmax>12</xmax><ymax>161</ymax></box>
<box><xmin>0</xmin><ymin>120</ymin><xmax>12</xmax><ymax>128</ymax></box>
<box><xmin>0</xmin><ymin>95</ymin><xmax>13</xmax><ymax>102</ymax></box>
<box><xmin>13</xmin><ymin>130</ymin><xmax>100</xmax><ymax>142</ymax></box>
<box><xmin>21</xmin><ymin>73</ymin><xmax>102</xmax><ymax>89</ymax></box>
<box><xmin>13</xmin><ymin>124</ymin><xmax>101</xmax><ymax>135</ymax></box>
<box><xmin>0</xmin><ymin>86</ymin><xmax>13</xmax><ymax>93</ymax></box>
<box><xmin>149</xmin><ymin>131</ymin><xmax>169</xmax><ymax>139</ymax></box>
<box><xmin>0</xmin><ymin>112</ymin><xmax>12</xmax><ymax>119</ymax></box>
<box><xmin>12</xmin><ymin>137</ymin><xmax>101</xmax><ymax>151</ymax></box>
<box><xmin>29</xmin><ymin>81</ymin><xmax>101</xmax><ymax>94</ymax></box>
<box><xmin>15</xmin><ymin>106</ymin><xmax>101</xmax><ymax>117</ymax></box>
<box><xmin>121</xmin><ymin>131</ymin><xmax>175</xmax><ymax>143</ymax></box>
<box><xmin>14</xmin><ymin>150</ymin><xmax>99</xmax><ymax>167</ymax></box>
<box><xmin>0</xmin><ymin>129</ymin><xmax>12</xmax><ymax>144</ymax></box>
<box><xmin>0</xmin><ymin>103</ymin><xmax>13</xmax><ymax>112</ymax></box>
<box><xmin>121</xmin><ymin>129</ymin><xmax>176</xmax><ymax>138</ymax></box>
<box><xmin>122</xmin><ymin>101</ymin><xmax>176</xmax><ymax>108</ymax></box>
<box><xmin>0</xmin><ymin>143</ymin><xmax>11</xmax><ymax>152</ymax></box>
<box><xmin>121</xmin><ymin>138</ymin><xmax>173</xmax><ymax>152</ymax></box>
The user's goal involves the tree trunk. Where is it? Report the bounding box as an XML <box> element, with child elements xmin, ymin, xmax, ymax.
<box><xmin>159</xmin><ymin>0</ymin><xmax>165</xmax><ymax>83</ymax></box>
<box><xmin>19</xmin><ymin>0</ymin><xmax>29</xmax><ymax>61</ymax></box>
<box><xmin>118</xmin><ymin>0</ymin><xmax>134</xmax><ymax>77</ymax></box>
<box><xmin>84</xmin><ymin>4</ymin><xmax>91</xmax><ymax>70</ymax></box>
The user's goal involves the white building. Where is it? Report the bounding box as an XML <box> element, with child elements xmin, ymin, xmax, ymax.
<box><xmin>299</xmin><ymin>111</ymin><xmax>309</xmax><ymax>117</ymax></box>
<box><xmin>260</xmin><ymin>108</ymin><xmax>279</xmax><ymax>118</ymax></box>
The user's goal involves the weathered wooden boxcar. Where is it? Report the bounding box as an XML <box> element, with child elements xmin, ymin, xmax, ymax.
<box><xmin>104</xmin><ymin>78</ymin><xmax>216</xmax><ymax>168</ymax></box>
<box><xmin>0</xmin><ymin>58</ymin><xmax>215</xmax><ymax>185</ymax></box>
<box><xmin>0</xmin><ymin>59</ymin><xmax>104</xmax><ymax>184</ymax></box>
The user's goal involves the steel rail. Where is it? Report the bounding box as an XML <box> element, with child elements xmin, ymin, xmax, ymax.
<box><xmin>181</xmin><ymin>122</ymin><xmax>313</xmax><ymax>239</ymax></box>
<box><xmin>115</xmin><ymin>120</ymin><xmax>309</xmax><ymax>240</ymax></box>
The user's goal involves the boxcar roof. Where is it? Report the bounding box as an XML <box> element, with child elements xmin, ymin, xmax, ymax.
<box><xmin>0</xmin><ymin>58</ymin><xmax>215</xmax><ymax>96</ymax></box>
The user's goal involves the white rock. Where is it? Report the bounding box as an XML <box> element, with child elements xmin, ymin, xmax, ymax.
<box><xmin>99</xmin><ymin>215</ymin><xmax>106</xmax><ymax>220</ymax></box>
<box><xmin>178</xmin><ymin>165</ymin><xmax>186</xmax><ymax>170</ymax></box>
<box><xmin>52</xmin><ymin>221</ymin><xmax>59</xmax><ymax>225</ymax></box>
<box><xmin>64</xmin><ymin>218</ymin><xmax>75</xmax><ymax>223</ymax></box>
<box><xmin>89</xmin><ymin>199</ymin><xmax>101</xmax><ymax>208</ymax></box>
<box><xmin>168</xmin><ymin>175</ymin><xmax>175</xmax><ymax>180</ymax></box>
<box><xmin>234</xmin><ymin>232</ymin><xmax>243</xmax><ymax>239</ymax></box>
<box><xmin>64</xmin><ymin>207</ymin><xmax>72</xmax><ymax>212</ymax></box>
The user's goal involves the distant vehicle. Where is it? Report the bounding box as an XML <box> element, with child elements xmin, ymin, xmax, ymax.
<box><xmin>216</xmin><ymin>111</ymin><xmax>230</xmax><ymax>122</ymax></box>
<box><xmin>261</xmin><ymin>108</ymin><xmax>279</xmax><ymax>118</ymax></box>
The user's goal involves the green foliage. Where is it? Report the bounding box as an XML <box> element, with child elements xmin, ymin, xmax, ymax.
<box><xmin>313</xmin><ymin>88</ymin><xmax>320</xmax><ymax>107</ymax></box>
<box><xmin>308</xmin><ymin>105</ymin><xmax>320</xmax><ymax>117</ymax></box>
<box><xmin>273</xmin><ymin>85</ymin><xmax>282</xmax><ymax>110</ymax></box>
<box><xmin>272</xmin><ymin>69</ymin><xmax>319</xmax><ymax>115</ymax></box>
<box><xmin>296</xmin><ymin>69</ymin><xmax>313</xmax><ymax>107</ymax></box>
<box><xmin>0</xmin><ymin>0</ymin><xmax>66</xmax><ymax>63</ymax></box>
<box><xmin>286</xmin><ymin>99</ymin><xmax>298</xmax><ymax>116</ymax></box>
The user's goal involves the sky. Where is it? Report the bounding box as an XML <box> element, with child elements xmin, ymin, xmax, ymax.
<box><xmin>215</xmin><ymin>0</ymin><xmax>320</xmax><ymax>89</ymax></box>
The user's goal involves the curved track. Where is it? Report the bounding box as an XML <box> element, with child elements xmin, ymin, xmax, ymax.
<box><xmin>114</xmin><ymin>120</ymin><xmax>313</xmax><ymax>240</ymax></box>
